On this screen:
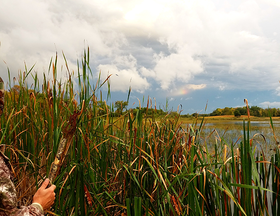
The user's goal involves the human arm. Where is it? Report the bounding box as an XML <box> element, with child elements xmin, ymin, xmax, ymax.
<box><xmin>0</xmin><ymin>155</ymin><xmax>56</xmax><ymax>215</ymax></box>
<box><xmin>32</xmin><ymin>178</ymin><xmax>56</xmax><ymax>211</ymax></box>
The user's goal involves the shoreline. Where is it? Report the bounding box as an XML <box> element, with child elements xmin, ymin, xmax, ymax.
<box><xmin>178</xmin><ymin>115</ymin><xmax>280</xmax><ymax>124</ymax></box>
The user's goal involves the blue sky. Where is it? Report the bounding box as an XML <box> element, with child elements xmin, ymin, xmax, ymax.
<box><xmin>1</xmin><ymin>0</ymin><xmax>280</xmax><ymax>114</ymax></box>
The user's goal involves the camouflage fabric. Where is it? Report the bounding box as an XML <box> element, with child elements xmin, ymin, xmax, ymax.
<box><xmin>0</xmin><ymin>145</ymin><xmax>44</xmax><ymax>216</ymax></box>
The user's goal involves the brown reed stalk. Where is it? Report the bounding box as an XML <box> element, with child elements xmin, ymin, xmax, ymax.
<box><xmin>48</xmin><ymin>100</ymin><xmax>85</xmax><ymax>184</ymax></box>
<box><xmin>244</xmin><ymin>98</ymin><xmax>250</xmax><ymax>120</ymax></box>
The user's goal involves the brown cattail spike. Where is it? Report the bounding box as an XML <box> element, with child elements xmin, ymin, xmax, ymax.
<box><xmin>0</xmin><ymin>77</ymin><xmax>4</xmax><ymax>116</ymax></box>
<box><xmin>244</xmin><ymin>98</ymin><xmax>250</xmax><ymax>120</ymax></box>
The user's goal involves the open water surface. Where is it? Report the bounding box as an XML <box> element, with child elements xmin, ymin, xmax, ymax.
<box><xmin>185</xmin><ymin>120</ymin><xmax>280</xmax><ymax>157</ymax></box>
<box><xmin>184</xmin><ymin>120</ymin><xmax>279</xmax><ymax>214</ymax></box>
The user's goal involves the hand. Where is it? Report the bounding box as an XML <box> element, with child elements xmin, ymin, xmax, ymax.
<box><xmin>33</xmin><ymin>178</ymin><xmax>56</xmax><ymax>210</ymax></box>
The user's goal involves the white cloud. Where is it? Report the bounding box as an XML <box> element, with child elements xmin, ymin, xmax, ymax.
<box><xmin>188</xmin><ymin>84</ymin><xmax>206</xmax><ymax>90</ymax></box>
<box><xmin>259</xmin><ymin>101</ymin><xmax>280</xmax><ymax>108</ymax></box>
<box><xmin>219</xmin><ymin>85</ymin><xmax>226</xmax><ymax>91</ymax></box>
<box><xmin>168</xmin><ymin>84</ymin><xmax>206</xmax><ymax>97</ymax></box>
<box><xmin>259</xmin><ymin>0</ymin><xmax>280</xmax><ymax>8</ymax></box>
<box><xmin>152</xmin><ymin>0</ymin><xmax>280</xmax><ymax>90</ymax></box>
<box><xmin>1</xmin><ymin>0</ymin><xmax>280</xmax><ymax>96</ymax></box>
<box><xmin>0</xmin><ymin>0</ymin><xmax>127</xmax><ymax>82</ymax></box>
<box><xmin>124</xmin><ymin>0</ymin><xmax>164</xmax><ymax>23</ymax></box>
<box><xmin>276</xmin><ymin>86</ymin><xmax>280</xmax><ymax>96</ymax></box>
<box><xmin>97</xmin><ymin>64</ymin><xmax>150</xmax><ymax>93</ymax></box>
<box><xmin>140</xmin><ymin>67</ymin><xmax>156</xmax><ymax>78</ymax></box>
<box><xmin>153</xmin><ymin>47</ymin><xmax>204</xmax><ymax>90</ymax></box>
<box><xmin>113</xmin><ymin>54</ymin><xmax>137</xmax><ymax>69</ymax></box>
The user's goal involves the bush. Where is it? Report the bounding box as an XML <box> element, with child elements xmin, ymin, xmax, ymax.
<box><xmin>234</xmin><ymin>109</ymin><xmax>241</xmax><ymax>117</ymax></box>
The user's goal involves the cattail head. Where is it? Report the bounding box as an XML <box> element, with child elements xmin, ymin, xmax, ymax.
<box><xmin>244</xmin><ymin>98</ymin><xmax>250</xmax><ymax>119</ymax></box>
<box><xmin>0</xmin><ymin>77</ymin><xmax>4</xmax><ymax>116</ymax></box>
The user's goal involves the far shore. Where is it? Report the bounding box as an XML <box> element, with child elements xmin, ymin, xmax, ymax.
<box><xmin>178</xmin><ymin>115</ymin><xmax>280</xmax><ymax>124</ymax></box>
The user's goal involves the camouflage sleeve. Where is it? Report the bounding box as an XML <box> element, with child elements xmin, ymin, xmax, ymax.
<box><xmin>0</xmin><ymin>154</ymin><xmax>44</xmax><ymax>216</ymax></box>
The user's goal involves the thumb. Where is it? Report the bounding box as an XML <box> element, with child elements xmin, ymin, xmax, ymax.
<box><xmin>40</xmin><ymin>178</ymin><xmax>50</xmax><ymax>189</ymax></box>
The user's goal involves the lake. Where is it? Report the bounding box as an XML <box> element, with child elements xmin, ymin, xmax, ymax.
<box><xmin>184</xmin><ymin>120</ymin><xmax>280</xmax><ymax>158</ymax></box>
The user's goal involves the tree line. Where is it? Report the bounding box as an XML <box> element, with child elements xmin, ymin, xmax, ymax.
<box><xmin>112</xmin><ymin>101</ymin><xmax>280</xmax><ymax>118</ymax></box>
<box><xmin>209</xmin><ymin>106</ymin><xmax>280</xmax><ymax>117</ymax></box>
<box><xmin>5</xmin><ymin>87</ymin><xmax>279</xmax><ymax>118</ymax></box>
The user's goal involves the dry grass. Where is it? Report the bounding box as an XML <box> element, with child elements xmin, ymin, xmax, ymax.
<box><xmin>1</xmin><ymin>50</ymin><xmax>279</xmax><ymax>215</ymax></box>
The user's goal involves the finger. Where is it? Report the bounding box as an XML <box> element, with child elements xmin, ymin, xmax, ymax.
<box><xmin>48</xmin><ymin>184</ymin><xmax>56</xmax><ymax>191</ymax></box>
<box><xmin>40</xmin><ymin>178</ymin><xmax>50</xmax><ymax>189</ymax></box>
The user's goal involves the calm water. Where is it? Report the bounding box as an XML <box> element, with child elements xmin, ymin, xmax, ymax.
<box><xmin>205</xmin><ymin>120</ymin><xmax>280</xmax><ymax>127</ymax></box>
<box><xmin>183</xmin><ymin>120</ymin><xmax>278</xmax><ymax>214</ymax></box>
<box><xmin>185</xmin><ymin>120</ymin><xmax>280</xmax><ymax>157</ymax></box>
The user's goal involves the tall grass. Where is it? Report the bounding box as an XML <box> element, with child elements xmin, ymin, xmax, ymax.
<box><xmin>0</xmin><ymin>50</ymin><xmax>279</xmax><ymax>215</ymax></box>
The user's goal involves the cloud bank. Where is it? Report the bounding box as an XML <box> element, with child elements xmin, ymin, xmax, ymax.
<box><xmin>0</xmin><ymin>0</ymin><xmax>280</xmax><ymax>101</ymax></box>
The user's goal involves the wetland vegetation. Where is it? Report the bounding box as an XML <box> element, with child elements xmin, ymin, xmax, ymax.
<box><xmin>0</xmin><ymin>50</ymin><xmax>280</xmax><ymax>215</ymax></box>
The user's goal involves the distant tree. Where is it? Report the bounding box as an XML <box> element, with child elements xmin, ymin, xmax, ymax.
<box><xmin>234</xmin><ymin>109</ymin><xmax>241</xmax><ymax>117</ymax></box>
<box><xmin>192</xmin><ymin>112</ymin><xmax>198</xmax><ymax>118</ymax></box>
<box><xmin>114</xmin><ymin>100</ymin><xmax>128</xmax><ymax>115</ymax></box>
<box><xmin>262</xmin><ymin>109</ymin><xmax>269</xmax><ymax>117</ymax></box>
<box><xmin>235</xmin><ymin>107</ymin><xmax>247</xmax><ymax>115</ymax></box>
<box><xmin>181</xmin><ymin>114</ymin><xmax>191</xmax><ymax>118</ymax></box>
<box><xmin>270</xmin><ymin>108</ymin><xmax>277</xmax><ymax>117</ymax></box>
<box><xmin>156</xmin><ymin>109</ymin><xmax>166</xmax><ymax>116</ymax></box>
<box><xmin>222</xmin><ymin>107</ymin><xmax>233</xmax><ymax>115</ymax></box>
<box><xmin>210</xmin><ymin>108</ymin><xmax>222</xmax><ymax>116</ymax></box>
<box><xmin>256</xmin><ymin>109</ymin><xmax>263</xmax><ymax>117</ymax></box>
<box><xmin>250</xmin><ymin>106</ymin><xmax>261</xmax><ymax>116</ymax></box>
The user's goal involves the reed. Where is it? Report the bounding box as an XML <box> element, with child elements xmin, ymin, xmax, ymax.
<box><xmin>0</xmin><ymin>49</ymin><xmax>279</xmax><ymax>215</ymax></box>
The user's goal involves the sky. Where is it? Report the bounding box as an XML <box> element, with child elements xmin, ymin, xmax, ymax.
<box><xmin>1</xmin><ymin>0</ymin><xmax>280</xmax><ymax>114</ymax></box>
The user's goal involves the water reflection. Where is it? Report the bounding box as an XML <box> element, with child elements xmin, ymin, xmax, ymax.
<box><xmin>184</xmin><ymin>120</ymin><xmax>280</xmax><ymax>158</ymax></box>
<box><xmin>205</xmin><ymin>121</ymin><xmax>280</xmax><ymax>127</ymax></box>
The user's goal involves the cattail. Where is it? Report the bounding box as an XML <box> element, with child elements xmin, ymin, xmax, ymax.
<box><xmin>48</xmin><ymin>101</ymin><xmax>85</xmax><ymax>184</ymax></box>
<box><xmin>244</xmin><ymin>98</ymin><xmax>250</xmax><ymax>120</ymax></box>
<box><xmin>0</xmin><ymin>77</ymin><xmax>4</xmax><ymax>116</ymax></box>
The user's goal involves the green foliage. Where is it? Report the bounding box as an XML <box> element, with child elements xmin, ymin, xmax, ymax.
<box><xmin>234</xmin><ymin>109</ymin><xmax>241</xmax><ymax>117</ymax></box>
<box><xmin>210</xmin><ymin>108</ymin><xmax>222</xmax><ymax>116</ymax></box>
<box><xmin>235</xmin><ymin>107</ymin><xmax>247</xmax><ymax>115</ymax></box>
<box><xmin>192</xmin><ymin>112</ymin><xmax>198</xmax><ymax>117</ymax></box>
<box><xmin>114</xmin><ymin>100</ymin><xmax>128</xmax><ymax>115</ymax></box>
<box><xmin>210</xmin><ymin>106</ymin><xmax>280</xmax><ymax>117</ymax></box>
<box><xmin>250</xmin><ymin>106</ymin><xmax>261</xmax><ymax>117</ymax></box>
<box><xmin>222</xmin><ymin>107</ymin><xmax>234</xmax><ymax>115</ymax></box>
<box><xmin>0</xmin><ymin>50</ymin><xmax>279</xmax><ymax>215</ymax></box>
